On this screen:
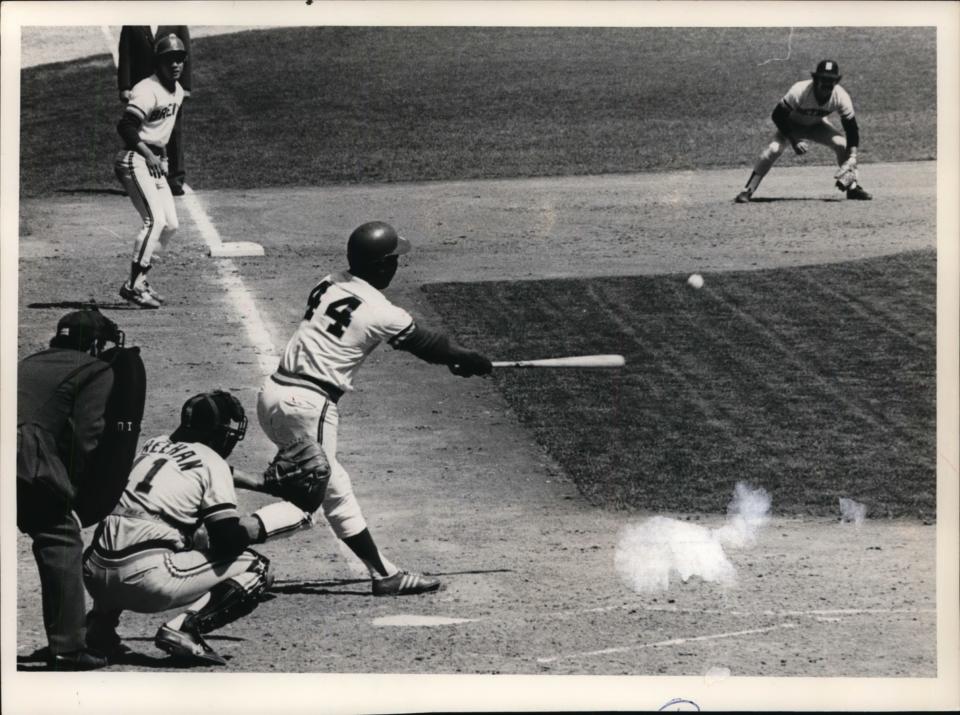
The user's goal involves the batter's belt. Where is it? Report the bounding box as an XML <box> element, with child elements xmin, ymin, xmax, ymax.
<box><xmin>271</xmin><ymin>367</ymin><xmax>344</xmax><ymax>403</ymax></box>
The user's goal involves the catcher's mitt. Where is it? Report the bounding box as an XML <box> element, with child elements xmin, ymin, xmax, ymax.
<box><xmin>261</xmin><ymin>438</ymin><xmax>330</xmax><ymax>513</ymax></box>
<box><xmin>834</xmin><ymin>159</ymin><xmax>858</xmax><ymax>192</ymax></box>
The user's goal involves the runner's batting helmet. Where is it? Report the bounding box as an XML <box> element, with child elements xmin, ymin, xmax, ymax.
<box><xmin>154</xmin><ymin>33</ymin><xmax>187</xmax><ymax>58</ymax></box>
<box><xmin>347</xmin><ymin>221</ymin><xmax>411</xmax><ymax>271</ymax></box>
<box><xmin>174</xmin><ymin>390</ymin><xmax>247</xmax><ymax>458</ymax></box>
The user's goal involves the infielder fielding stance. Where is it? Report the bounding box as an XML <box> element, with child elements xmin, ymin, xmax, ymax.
<box><xmin>258</xmin><ymin>221</ymin><xmax>493</xmax><ymax>596</ymax></box>
<box><xmin>82</xmin><ymin>391</ymin><xmax>319</xmax><ymax>665</ymax></box>
<box><xmin>113</xmin><ymin>33</ymin><xmax>187</xmax><ymax>309</ymax></box>
<box><xmin>736</xmin><ymin>60</ymin><xmax>872</xmax><ymax>203</ymax></box>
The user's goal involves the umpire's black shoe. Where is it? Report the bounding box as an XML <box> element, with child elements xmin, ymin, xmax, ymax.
<box><xmin>846</xmin><ymin>186</ymin><xmax>872</xmax><ymax>200</ymax></box>
<box><xmin>48</xmin><ymin>649</ymin><xmax>108</xmax><ymax>671</ymax></box>
<box><xmin>169</xmin><ymin>184</ymin><xmax>185</xmax><ymax>196</ymax></box>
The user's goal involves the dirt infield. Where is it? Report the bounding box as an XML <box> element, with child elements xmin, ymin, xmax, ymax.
<box><xmin>15</xmin><ymin>161</ymin><xmax>937</xmax><ymax>678</ymax></box>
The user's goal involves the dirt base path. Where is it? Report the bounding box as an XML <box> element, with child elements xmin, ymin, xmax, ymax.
<box><xmin>16</xmin><ymin>163</ymin><xmax>938</xmax><ymax>683</ymax></box>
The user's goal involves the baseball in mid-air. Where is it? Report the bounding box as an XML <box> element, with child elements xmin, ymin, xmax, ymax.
<box><xmin>687</xmin><ymin>273</ymin><xmax>704</xmax><ymax>289</ymax></box>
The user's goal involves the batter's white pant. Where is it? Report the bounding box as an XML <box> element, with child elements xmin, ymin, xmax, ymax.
<box><xmin>753</xmin><ymin>120</ymin><xmax>850</xmax><ymax>179</ymax></box>
<box><xmin>114</xmin><ymin>150</ymin><xmax>179</xmax><ymax>269</ymax></box>
<box><xmin>257</xmin><ymin>376</ymin><xmax>367</xmax><ymax>538</ymax></box>
<box><xmin>83</xmin><ymin>545</ymin><xmax>263</xmax><ymax>613</ymax></box>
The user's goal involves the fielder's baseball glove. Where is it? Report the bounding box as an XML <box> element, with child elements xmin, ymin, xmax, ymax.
<box><xmin>261</xmin><ymin>438</ymin><xmax>330</xmax><ymax>513</ymax></box>
<box><xmin>834</xmin><ymin>159</ymin><xmax>858</xmax><ymax>192</ymax></box>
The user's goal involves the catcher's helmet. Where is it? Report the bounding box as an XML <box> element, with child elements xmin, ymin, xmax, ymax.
<box><xmin>347</xmin><ymin>221</ymin><xmax>411</xmax><ymax>271</ymax></box>
<box><xmin>154</xmin><ymin>33</ymin><xmax>187</xmax><ymax>58</ymax></box>
<box><xmin>177</xmin><ymin>390</ymin><xmax>247</xmax><ymax>458</ymax></box>
<box><xmin>811</xmin><ymin>59</ymin><xmax>841</xmax><ymax>81</ymax></box>
<box><xmin>51</xmin><ymin>308</ymin><xmax>124</xmax><ymax>356</ymax></box>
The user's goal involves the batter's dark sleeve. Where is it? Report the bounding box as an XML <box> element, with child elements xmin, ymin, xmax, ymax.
<box><xmin>395</xmin><ymin>324</ymin><xmax>492</xmax><ymax>376</ymax></box>
<box><xmin>841</xmin><ymin>116</ymin><xmax>860</xmax><ymax>149</ymax></box>
<box><xmin>771</xmin><ymin>102</ymin><xmax>794</xmax><ymax>138</ymax></box>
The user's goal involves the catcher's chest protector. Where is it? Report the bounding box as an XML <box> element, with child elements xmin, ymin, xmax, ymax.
<box><xmin>74</xmin><ymin>347</ymin><xmax>147</xmax><ymax>527</ymax></box>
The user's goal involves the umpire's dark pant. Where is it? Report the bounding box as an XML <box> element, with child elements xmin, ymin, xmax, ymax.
<box><xmin>18</xmin><ymin>485</ymin><xmax>86</xmax><ymax>655</ymax></box>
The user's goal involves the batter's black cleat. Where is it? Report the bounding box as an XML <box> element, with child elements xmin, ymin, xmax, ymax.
<box><xmin>734</xmin><ymin>190</ymin><xmax>752</xmax><ymax>203</ymax></box>
<box><xmin>154</xmin><ymin>625</ymin><xmax>226</xmax><ymax>666</ymax></box>
<box><xmin>119</xmin><ymin>281</ymin><xmax>161</xmax><ymax>309</ymax></box>
<box><xmin>372</xmin><ymin>570</ymin><xmax>441</xmax><ymax>596</ymax></box>
<box><xmin>47</xmin><ymin>648</ymin><xmax>108</xmax><ymax>671</ymax></box>
<box><xmin>846</xmin><ymin>185</ymin><xmax>872</xmax><ymax>200</ymax></box>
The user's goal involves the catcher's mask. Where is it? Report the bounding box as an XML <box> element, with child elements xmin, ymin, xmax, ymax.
<box><xmin>174</xmin><ymin>390</ymin><xmax>247</xmax><ymax>458</ymax></box>
<box><xmin>50</xmin><ymin>308</ymin><xmax>125</xmax><ymax>357</ymax></box>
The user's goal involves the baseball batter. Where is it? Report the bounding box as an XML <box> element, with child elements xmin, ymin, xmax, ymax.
<box><xmin>113</xmin><ymin>33</ymin><xmax>186</xmax><ymax>309</ymax></box>
<box><xmin>257</xmin><ymin>221</ymin><xmax>492</xmax><ymax>596</ymax></box>
<box><xmin>736</xmin><ymin>60</ymin><xmax>872</xmax><ymax>203</ymax></box>
<box><xmin>82</xmin><ymin>391</ymin><xmax>312</xmax><ymax>665</ymax></box>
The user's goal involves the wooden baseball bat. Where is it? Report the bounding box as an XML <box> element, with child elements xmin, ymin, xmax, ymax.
<box><xmin>491</xmin><ymin>354</ymin><xmax>626</xmax><ymax>368</ymax></box>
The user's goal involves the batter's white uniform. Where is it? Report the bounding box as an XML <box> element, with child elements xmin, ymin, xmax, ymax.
<box><xmin>114</xmin><ymin>75</ymin><xmax>183</xmax><ymax>272</ymax></box>
<box><xmin>753</xmin><ymin>79</ymin><xmax>856</xmax><ymax>177</ymax></box>
<box><xmin>257</xmin><ymin>270</ymin><xmax>415</xmax><ymax>538</ymax></box>
<box><xmin>83</xmin><ymin>435</ymin><xmax>263</xmax><ymax>613</ymax></box>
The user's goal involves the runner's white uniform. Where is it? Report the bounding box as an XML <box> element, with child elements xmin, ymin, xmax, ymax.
<box><xmin>258</xmin><ymin>270</ymin><xmax>415</xmax><ymax>537</ymax></box>
<box><xmin>83</xmin><ymin>435</ymin><xmax>262</xmax><ymax>612</ymax></box>
<box><xmin>114</xmin><ymin>74</ymin><xmax>183</xmax><ymax>272</ymax></box>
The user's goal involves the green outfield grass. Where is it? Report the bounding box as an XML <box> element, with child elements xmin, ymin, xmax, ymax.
<box><xmin>423</xmin><ymin>250</ymin><xmax>936</xmax><ymax>518</ymax></box>
<box><xmin>20</xmin><ymin>26</ymin><xmax>935</xmax><ymax>197</ymax></box>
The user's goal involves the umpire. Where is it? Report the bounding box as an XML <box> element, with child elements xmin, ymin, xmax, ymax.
<box><xmin>17</xmin><ymin>310</ymin><xmax>140</xmax><ymax>670</ymax></box>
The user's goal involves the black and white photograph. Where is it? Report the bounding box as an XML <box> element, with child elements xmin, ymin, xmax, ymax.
<box><xmin>2</xmin><ymin>1</ymin><xmax>958</xmax><ymax>713</ymax></box>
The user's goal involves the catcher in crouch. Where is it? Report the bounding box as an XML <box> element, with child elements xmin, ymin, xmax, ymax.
<box><xmin>82</xmin><ymin>390</ymin><xmax>326</xmax><ymax>666</ymax></box>
<box><xmin>735</xmin><ymin>59</ymin><xmax>872</xmax><ymax>203</ymax></box>
<box><xmin>257</xmin><ymin>221</ymin><xmax>492</xmax><ymax>597</ymax></box>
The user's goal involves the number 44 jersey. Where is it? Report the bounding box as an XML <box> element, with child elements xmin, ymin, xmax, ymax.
<box><xmin>94</xmin><ymin>436</ymin><xmax>239</xmax><ymax>553</ymax></box>
<box><xmin>277</xmin><ymin>270</ymin><xmax>416</xmax><ymax>394</ymax></box>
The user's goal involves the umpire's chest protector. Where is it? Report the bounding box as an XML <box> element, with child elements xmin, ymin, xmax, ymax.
<box><xmin>74</xmin><ymin>346</ymin><xmax>147</xmax><ymax>527</ymax></box>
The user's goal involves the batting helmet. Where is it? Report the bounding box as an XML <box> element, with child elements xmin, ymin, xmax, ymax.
<box><xmin>811</xmin><ymin>59</ymin><xmax>841</xmax><ymax>81</ymax></box>
<box><xmin>154</xmin><ymin>33</ymin><xmax>187</xmax><ymax>57</ymax></box>
<box><xmin>51</xmin><ymin>309</ymin><xmax>124</xmax><ymax>356</ymax></box>
<box><xmin>347</xmin><ymin>221</ymin><xmax>411</xmax><ymax>271</ymax></box>
<box><xmin>175</xmin><ymin>390</ymin><xmax>247</xmax><ymax>458</ymax></box>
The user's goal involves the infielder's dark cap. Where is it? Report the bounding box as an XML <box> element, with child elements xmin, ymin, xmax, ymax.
<box><xmin>811</xmin><ymin>60</ymin><xmax>842</xmax><ymax>80</ymax></box>
<box><xmin>347</xmin><ymin>221</ymin><xmax>411</xmax><ymax>269</ymax></box>
<box><xmin>154</xmin><ymin>33</ymin><xmax>187</xmax><ymax>57</ymax></box>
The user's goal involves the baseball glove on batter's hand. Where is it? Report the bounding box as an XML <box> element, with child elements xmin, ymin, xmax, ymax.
<box><xmin>834</xmin><ymin>158</ymin><xmax>858</xmax><ymax>191</ymax></box>
<box><xmin>262</xmin><ymin>439</ymin><xmax>330</xmax><ymax>513</ymax></box>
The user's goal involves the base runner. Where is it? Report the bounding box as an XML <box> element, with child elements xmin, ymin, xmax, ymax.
<box><xmin>82</xmin><ymin>390</ymin><xmax>312</xmax><ymax>666</ymax></box>
<box><xmin>113</xmin><ymin>33</ymin><xmax>187</xmax><ymax>309</ymax></box>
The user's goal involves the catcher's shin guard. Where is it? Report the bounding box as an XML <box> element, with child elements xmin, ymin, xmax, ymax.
<box><xmin>185</xmin><ymin>552</ymin><xmax>272</xmax><ymax>634</ymax></box>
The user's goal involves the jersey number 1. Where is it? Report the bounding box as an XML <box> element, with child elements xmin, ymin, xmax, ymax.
<box><xmin>304</xmin><ymin>281</ymin><xmax>362</xmax><ymax>338</ymax></box>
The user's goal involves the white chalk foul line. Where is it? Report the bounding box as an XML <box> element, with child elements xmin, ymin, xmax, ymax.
<box><xmin>536</xmin><ymin>622</ymin><xmax>798</xmax><ymax>664</ymax></box>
